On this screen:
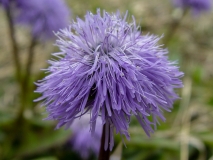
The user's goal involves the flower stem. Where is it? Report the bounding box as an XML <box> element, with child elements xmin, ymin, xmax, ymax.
<box><xmin>23</xmin><ymin>37</ymin><xmax>37</xmax><ymax>95</ymax></box>
<box><xmin>5</xmin><ymin>5</ymin><xmax>21</xmax><ymax>83</ymax></box>
<box><xmin>163</xmin><ymin>9</ymin><xmax>188</xmax><ymax>46</ymax></box>
<box><xmin>17</xmin><ymin>37</ymin><xmax>37</xmax><ymax>121</ymax></box>
<box><xmin>98</xmin><ymin>124</ymin><xmax>110</xmax><ymax>160</ymax></box>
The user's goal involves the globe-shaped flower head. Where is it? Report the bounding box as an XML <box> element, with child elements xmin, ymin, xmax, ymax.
<box><xmin>35</xmin><ymin>10</ymin><xmax>183</xmax><ymax>150</ymax></box>
<box><xmin>16</xmin><ymin>0</ymin><xmax>70</xmax><ymax>40</ymax></box>
<box><xmin>0</xmin><ymin>0</ymin><xmax>9</xmax><ymax>8</ymax></box>
<box><xmin>173</xmin><ymin>0</ymin><xmax>212</xmax><ymax>14</ymax></box>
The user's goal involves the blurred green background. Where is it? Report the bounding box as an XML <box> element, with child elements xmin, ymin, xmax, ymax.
<box><xmin>0</xmin><ymin>0</ymin><xmax>213</xmax><ymax>159</ymax></box>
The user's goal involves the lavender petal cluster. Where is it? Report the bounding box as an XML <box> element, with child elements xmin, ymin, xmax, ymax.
<box><xmin>16</xmin><ymin>0</ymin><xmax>70</xmax><ymax>40</ymax></box>
<box><xmin>173</xmin><ymin>0</ymin><xmax>212</xmax><ymax>14</ymax></box>
<box><xmin>70</xmin><ymin>115</ymin><xmax>102</xmax><ymax>159</ymax></box>
<box><xmin>35</xmin><ymin>10</ymin><xmax>183</xmax><ymax>150</ymax></box>
<box><xmin>0</xmin><ymin>0</ymin><xmax>10</xmax><ymax>8</ymax></box>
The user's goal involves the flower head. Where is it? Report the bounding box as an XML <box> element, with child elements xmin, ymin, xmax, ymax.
<box><xmin>173</xmin><ymin>0</ymin><xmax>212</xmax><ymax>14</ymax></box>
<box><xmin>16</xmin><ymin>0</ymin><xmax>70</xmax><ymax>40</ymax></box>
<box><xmin>35</xmin><ymin>10</ymin><xmax>183</xmax><ymax>150</ymax></box>
<box><xmin>70</xmin><ymin>115</ymin><xmax>102</xmax><ymax>159</ymax></box>
<box><xmin>0</xmin><ymin>0</ymin><xmax>10</xmax><ymax>8</ymax></box>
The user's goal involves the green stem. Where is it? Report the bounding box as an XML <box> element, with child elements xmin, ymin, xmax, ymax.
<box><xmin>17</xmin><ymin>37</ymin><xmax>37</xmax><ymax>120</ymax></box>
<box><xmin>23</xmin><ymin>37</ymin><xmax>37</xmax><ymax>95</ymax></box>
<box><xmin>5</xmin><ymin>5</ymin><xmax>21</xmax><ymax>83</ymax></box>
<box><xmin>163</xmin><ymin>9</ymin><xmax>188</xmax><ymax>46</ymax></box>
<box><xmin>10</xmin><ymin>38</ymin><xmax>37</xmax><ymax>158</ymax></box>
<box><xmin>2</xmin><ymin>6</ymin><xmax>24</xmax><ymax>159</ymax></box>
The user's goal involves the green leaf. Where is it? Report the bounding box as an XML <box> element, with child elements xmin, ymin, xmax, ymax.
<box><xmin>14</xmin><ymin>129</ymin><xmax>71</xmax><ymax>159</ymax></box>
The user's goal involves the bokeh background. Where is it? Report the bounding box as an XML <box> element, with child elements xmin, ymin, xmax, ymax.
<box><xmin>0</xmin><ymin>0</ymin><xmax>213</xmax><ymax>160</ymax></box>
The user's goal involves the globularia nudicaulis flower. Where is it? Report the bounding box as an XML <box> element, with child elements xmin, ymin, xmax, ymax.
<box><xmin>35</xmin><ymin>10</ymin><xmax>184</xmax><ymax>150</ymax></box>
<box><xmin>70</xmin><ymin>115</ymin><xmax>102</xmax><ymax>159</ymax></box>
<box><xmin>0</xmin><ymin>0</ymin><xmax>10</xmax><ymax>8</ymax></box>
<box><xmin>16</xmin><ymin>0</ymin><xmax>70</xmax><ymax>40</ymax></box>
<box><xmin>173</xmin><ymin>0</ymin><xmax>211</xmax><ymax>14</ymax></box>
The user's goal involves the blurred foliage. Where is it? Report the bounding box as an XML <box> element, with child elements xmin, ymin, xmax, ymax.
<box><xmin>0</xmin><ymin>0</ymin><xmax>213</xmax><ymax>160</ymax></box>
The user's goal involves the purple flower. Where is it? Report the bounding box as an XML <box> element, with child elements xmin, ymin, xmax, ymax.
<box><xmin>70</xmin><ymin>115</ymin><xmax>102</xmax><ymax>159</ymax></box>
<box><xmin>16</xmin><ymin>0</ymin><xmax>70</xmax><ymax>40</ymax></box>
<box><xmin>0</xmin><ymin>0</ymin><xmax>10</xmax><ymax>8</ymax></box>
<box><xmin>35</xmin><ymin>10</ymin><xmax>183</xmax><ymax>150</ymax></box>
<box><xmin>173</xmin><ymin>0</ymin><xmax>212</xmax><ymax>14</ymax></box>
